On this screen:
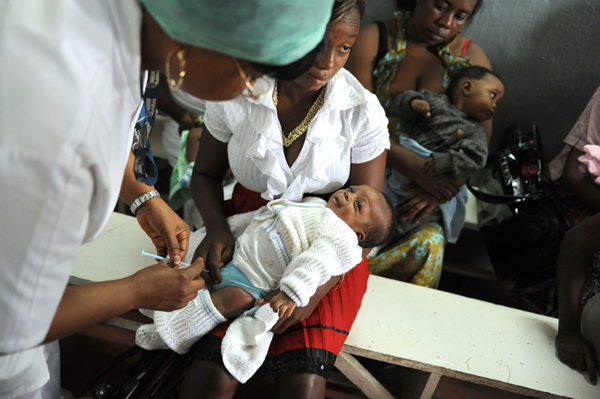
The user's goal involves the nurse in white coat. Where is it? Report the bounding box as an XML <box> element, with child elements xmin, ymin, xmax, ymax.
<box><xmin>0</xmin><ymin>0</ymin><xmax>333</xmax><ymax>397</ymax></box>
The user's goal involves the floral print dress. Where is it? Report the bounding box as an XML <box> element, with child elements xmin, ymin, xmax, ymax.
<box><xmin>368</xmin><ymin>10</ymin><xmax>472</xmax><ymax>288</ymax></box>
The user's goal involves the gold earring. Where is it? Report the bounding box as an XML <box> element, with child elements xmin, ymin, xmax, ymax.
<box><xmin>165</xmin><ymin>49</ymin><xmax>186</xmax><ymax>90</ymax></box>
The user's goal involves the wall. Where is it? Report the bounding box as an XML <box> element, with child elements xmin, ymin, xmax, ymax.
<box><xmin>362</xmin><ymin>0</ymin><xmax>600</xmax><ymax>158</ymax></box>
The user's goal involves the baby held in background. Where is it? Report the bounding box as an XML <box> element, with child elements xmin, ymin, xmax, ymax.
<box><xmin>391</xmin><ymin>66</ymin><xmax>505</xmax><ymax>237</ymax></box>
<box><xmin>136</xmin><ymin>185</ymin><xmax>396</xmax><ymax>382</ymax></box>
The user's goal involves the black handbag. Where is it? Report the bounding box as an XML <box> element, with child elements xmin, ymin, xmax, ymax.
<box><xmin>467</xmin><ymin>125</ymin><xmax>570</xmax><ymax>282</ymax></box>
<box><xmin>84</xmin><ymin>346</ymin><xmax>192</xmax><ymax>399</ymax></box>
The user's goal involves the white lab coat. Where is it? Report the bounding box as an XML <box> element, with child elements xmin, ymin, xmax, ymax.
<box><xmin>0</xmin><ymin>0</ymin><xmax>143</xmax><ymax>396</ymax></box>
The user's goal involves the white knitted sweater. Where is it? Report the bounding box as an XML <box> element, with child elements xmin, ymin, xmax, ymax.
<box><xmin>229</xmin><ymin>197</ymin><xmax>362</xmax><ymax>306</ymax></box>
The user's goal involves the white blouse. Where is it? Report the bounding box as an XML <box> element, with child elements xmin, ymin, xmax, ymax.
<box><xmin>203</xmin><ymin>68</ymin><xmax>390</xmax><ymax>201</ymax></box>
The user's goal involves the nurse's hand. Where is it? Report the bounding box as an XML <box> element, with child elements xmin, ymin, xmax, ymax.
<box><xmin>45</xmin><ymin>258</ymin><xmax>206</xmax><ymax>344</ymax></box>
<box><xmin>133</xmin><ymin>259</ymin><xmax>206</xmax><ymax>311</ymax></box>
<box><xmin>136</xmin><ymin>198</ymin><xmax>190</xmax><ymax>266</ymax></box>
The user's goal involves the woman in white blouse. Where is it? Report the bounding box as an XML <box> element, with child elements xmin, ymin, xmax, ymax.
<box><xmin>184</xmin><ymin>1</ymin><xmax>390</xmax><ymax>397</ymax></box>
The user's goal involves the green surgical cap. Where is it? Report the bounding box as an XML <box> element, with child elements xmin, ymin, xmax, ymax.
<box><xmin>141</xmin><ymin>0</ymin><xmax>334</xmax><ymax>66</ymax></box>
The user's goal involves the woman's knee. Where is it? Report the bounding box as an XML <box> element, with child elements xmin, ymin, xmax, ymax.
<box><xmin>179</xmin><ymin>359</ymin><xmax>239</xmax><ymax>399</ymax></box>
<box><xmin>273</xmin><ymin>372</ymin><xmax>327</xmax><ymax>399</ymax></box>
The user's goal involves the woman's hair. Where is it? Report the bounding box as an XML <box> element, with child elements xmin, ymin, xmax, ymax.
<box><xmin>331</xmin><ymin>0</ymin><xmax>366</xmax><ymax>23</ymax></box>
<box><xmin>395</xmin><ymin>0</ymin><xmax>483</xmax><ymax>21</ymax></box>
<box><xmin>254</xmin><ymin>0</ymin><xmax>366</xmax><ymax>81</ymax></box>
<box><xmin>253</xmin><ymin>40</ymin><xmax>325</xmax><ymax>81</ymax></box>
<box><xmin>360</xmin><ymin>191</ymin><xmax>398</xmax><ymax>249</ymax></box>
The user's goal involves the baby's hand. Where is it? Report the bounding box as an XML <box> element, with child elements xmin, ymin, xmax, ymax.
<box><xmin>269</xmin><ymin>292</ymin><xmax>296</xmax><ymax>319</ymax></box>
<box><xmin>410</xmin><ymin>99</ymin><xmax>431</xmax><ymax>117</ymax></box>
<box><xmin>423</xmin><ymin>155</ymin><xmax>435</xmax><ymax>176</ymax></box>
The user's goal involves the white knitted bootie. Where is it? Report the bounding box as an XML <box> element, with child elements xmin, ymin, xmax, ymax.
<box><xmin>153</xmin><ymin>288</ymin><xmax>227</xmax><ymax>354</ymax></box>
<box><xmin>135</xmin><ymin>323</ymin><xmax>170</xmax><ymax>351</ymax></box>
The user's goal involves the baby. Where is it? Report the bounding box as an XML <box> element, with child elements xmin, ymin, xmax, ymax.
<box><xmin>391</xmin><ymin>65</ymin><xmax>505</xmax><ymax>238</ymax></box>
<box><xmin>136</xmin><ymin>185</ymin><xmax>396</xmax><ymax>382</ymax></box>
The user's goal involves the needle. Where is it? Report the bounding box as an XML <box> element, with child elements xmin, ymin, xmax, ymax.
<box><xmin>140</xmin><ymin>250</ymin><xmax>191</xmax><ymax>267</ymax></box>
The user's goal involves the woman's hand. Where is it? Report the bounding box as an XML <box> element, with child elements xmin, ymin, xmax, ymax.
<box><xmin>556</xmin><ymin>329</ymin><xmax>598</xmax><ymax>385</ymax></box>
<box><xmin>423</xmin><ymin>155</ymin><xmax>436</xmax><ymax>177</ymax></box>
<box><xmin>193</xmin><ymin>228</ymin><xmax>235</xmax><ymax>285</ymax></box>
<box><xmin>136</xmin><ymin>198</ymin><xmax>190</xmax><ymax>266</ymax></box>
<box><xmin>412</xmin><ymin>172</ymin><xmax>462</xmax><ymax>203</ymax></box>
<box><xmin>178</xmin><ymin>111</ymin><xmax>201</xmax><ymax>134</ymax></box>
<box><xmin>396</xmin><ymin>186</ymin><xmax>439</xmax><ymax>222</ymax></box>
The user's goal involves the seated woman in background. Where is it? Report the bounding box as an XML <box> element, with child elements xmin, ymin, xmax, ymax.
<box><xmin>345</xmin><ymin>0</ymin><xmax>491</xmax><ymax>288</ymax></box>
<box><xmin>551</xmin><ymin>86</ymin><xmax>600</xmax><ymax>385</ymax></box>
<box><xmin>182</xmin><ymin>1</ymin><xmax>390</xmax><ymax>398</ymax></box>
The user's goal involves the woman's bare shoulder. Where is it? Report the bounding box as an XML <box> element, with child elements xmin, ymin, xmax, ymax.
<box><xmin>464</xmin><ymin>38</ymin><xmax>491</xmax><ymax>68</ymax></box>
<box><xmin>449</xmin><ymin>36</ymin><xmax>491</xmax><ymax>68</ymax></box>
<box><xmin>466</xmin><ymin>40</ymin><xmax>491</xmax><ymax>68</ymax></box>
<box><xmin>351</xmin><ymin>22</ymin><xmax>380</xmax><ymax>57</ymax></box>
<box><xmin>346</xmin><ymin>22</ymin><xmax>381</xmax><ymax>91</ymax></box>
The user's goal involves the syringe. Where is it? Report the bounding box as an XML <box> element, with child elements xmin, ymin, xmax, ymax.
<box><xmin>140</xmin><ymin>250</ymin><xmax>191</xmax><ymax>267</ymax></box>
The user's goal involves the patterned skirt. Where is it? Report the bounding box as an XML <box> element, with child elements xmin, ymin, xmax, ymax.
<box><xmin>368</xmin><ymin>222</ymin><xmax>446</xmax><ymax>288</ymax></box>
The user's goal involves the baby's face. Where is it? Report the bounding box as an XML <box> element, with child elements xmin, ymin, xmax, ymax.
<box><xmin>327</xmin><ymin>185</ymin><xmax>387</xmax><ymax>242</ymax></box>
<box><xmin>462</xmin><ymin>74</ymin><xmax>505</xmax><ymax>121</ymax></box>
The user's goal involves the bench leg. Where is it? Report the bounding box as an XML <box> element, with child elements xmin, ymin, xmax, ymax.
<box><xmin>335</xmin><ymin>352</ymin><xmax>395</xmax><ymax>399</ymax></box>
<box><xmin>419</xmin><ymin>372</ymin><xmax>441</xmax><ymax>399</ymax></box>
<box><xmin>392</xmin><ymin>366</ymin><xmax>442</xmax><ymax>399</ymax></box>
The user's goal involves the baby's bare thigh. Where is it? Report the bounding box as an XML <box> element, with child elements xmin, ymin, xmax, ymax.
<box><xmin>211</xmin><ymin>286</ymin><xmax>255</xmax><ymax>319</ymax></box>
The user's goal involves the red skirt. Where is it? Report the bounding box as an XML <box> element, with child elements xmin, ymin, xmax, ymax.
<box><xmin>191</xmin><ymin>183</ymin><xmax>370</xmax><ymax>379</ymax></box>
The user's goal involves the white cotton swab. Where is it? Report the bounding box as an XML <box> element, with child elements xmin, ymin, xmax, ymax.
<box><xmin>140</xmin><ymin>250</ymin><xmax>191</xmax><ymax>267</ymax></box>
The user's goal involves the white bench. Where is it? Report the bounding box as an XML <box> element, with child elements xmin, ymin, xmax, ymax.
<box><xmin>464</xmin><ymin>189</ymin><xmax>479</xmax><ymax>231</ymax></box>
<box><xmin>71</xmin><ymin>213</ymin><xmax>598</xmax><ymax>399</ymax></box>
<box><xmin>336</xmin><ymin>276</ymin><xmax>600</xmax><ymax>399</ymax></box>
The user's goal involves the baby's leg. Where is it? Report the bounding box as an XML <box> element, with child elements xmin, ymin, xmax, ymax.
<box><xmin>136</xmin><ymin>323</ymin><xmax>170</xmax><ymax>351</ymax></box>
<box><xmin>211</xmin><ymin>286</ymin><xmax>256</xmax><ymax>319</ymax></box>
<box><xmin>144</xmin><ymin>287</ymin><xmax>253</xmax><ymax>354</ymax></box>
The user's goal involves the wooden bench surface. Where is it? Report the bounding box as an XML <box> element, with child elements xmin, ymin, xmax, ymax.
<box><xmin>71</xmin><ymin>213</ymin><xmax>598</xmax><ymax>399</ymax></box>
<box><xmin>70</xmin><ymin>212</ymin><xmax>157</xmax><ymax>285</ymax></box>
<box><xmin>342</xmin><ymin>276</ymin><xmax>600</xmax><ymax>398</ymax></box>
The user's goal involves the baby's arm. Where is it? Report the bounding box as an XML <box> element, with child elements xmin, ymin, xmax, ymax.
<box><xmin>279</xmin><ymin>223</ymin><xmax>362</xmax><ymax>307</ymax></box>
<box><xmin>431</xmin><ymin>125</ymin><xmax>488</xmax><ymax>178</ymax></box>
<box><xmin>394</xmin><ymin>90</ymin><xmax>431</xmax><ymax>120</ymax></box>
<box><xmin>269</xmin><ymin>291</ymin><xmax>297</xmax><ymax>319</ymax></box>
<box><xmin>410</xmin><ymin>98</ymin><xmax>431</xmax><ymax>117</ymax></box>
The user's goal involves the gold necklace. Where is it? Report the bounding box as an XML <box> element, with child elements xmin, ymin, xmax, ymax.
<box><xmin>273</xmin><ymin>80</ymin><xmax>326</xmax><ymax>147</ymax></box>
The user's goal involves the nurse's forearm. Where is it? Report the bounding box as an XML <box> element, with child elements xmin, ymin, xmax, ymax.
<box><xmin>120</xmin><ymin>151</ymin><xmax>157</xmax><ymax>206</ymax></box>
<box><xmin>45</xmin><ymin>260</ymin><xmax>206</xmax><ymax>343</ymax></box>
<box><xmin>44</xmin><ymin>279</ymin><xmax>138</xmax><ymax>343</ymax></box>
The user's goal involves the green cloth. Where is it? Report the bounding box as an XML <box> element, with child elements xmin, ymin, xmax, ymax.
<box><xmin>141</xmin><ymin>0</ymin><xmax>333</xmax><ymax>65</ymax></box>
<box><xmin>169</xmin><ymin>129</ymin><xmax>192</xmax><ymax>211</ymax></box>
